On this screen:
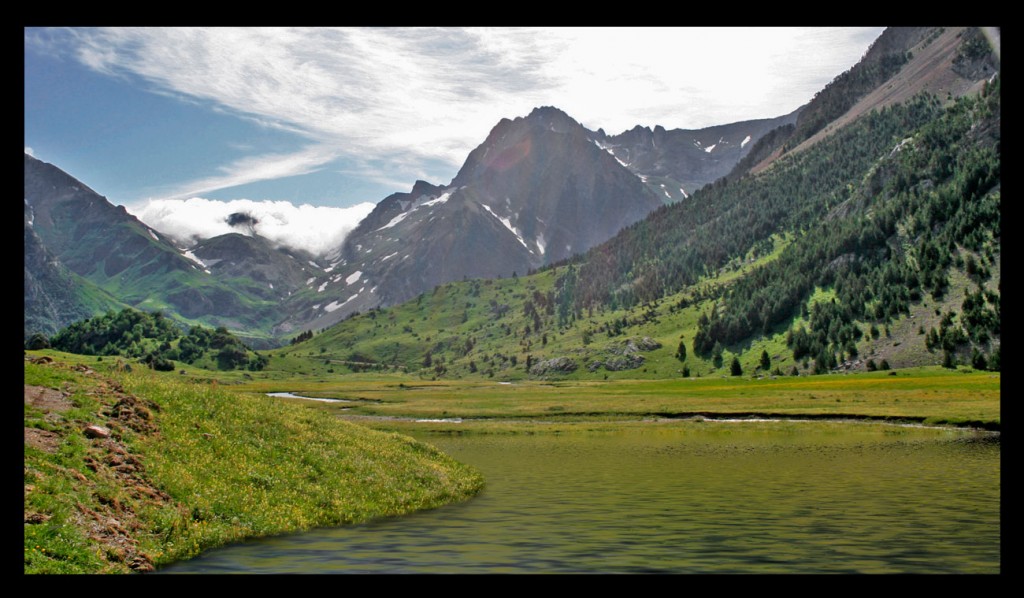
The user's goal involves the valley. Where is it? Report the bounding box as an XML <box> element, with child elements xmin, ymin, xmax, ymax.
<box><xmin>24</xmin><ymin>26</ymin><xmax>1000</xmax><ymax>575</ymax></box>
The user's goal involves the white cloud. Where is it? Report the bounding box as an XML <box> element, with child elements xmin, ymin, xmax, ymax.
<box><xmin>127</xmin><ymin>197</ymin><xmax>375</xmax><ymax>256</ymax></box>
<box><xmin>160</xmin><ymin>144</ymin><xmax>340</xmax><ymax>200</ymax></box>
<box><xmin>33</xmin><ymin>27</ymin><xmax>883</xmax><ymax>198</ymax></box>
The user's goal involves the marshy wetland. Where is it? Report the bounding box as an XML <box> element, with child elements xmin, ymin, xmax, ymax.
<box><xmin>162</xmin><ymin>370</ymin><xmax>999</xmax><ymax>574</ymax></box>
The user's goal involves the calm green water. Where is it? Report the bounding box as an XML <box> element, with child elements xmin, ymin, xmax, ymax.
<box><xmin>160</xmin><ymin>422</ymin><xmax>1000</xmax><ymax>574</ymax></box>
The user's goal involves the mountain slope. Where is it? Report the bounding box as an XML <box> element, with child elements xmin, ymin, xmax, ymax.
<box><xmin>743</xmin><ymin>26</ymin><xmax>999</xmax><ymax>177</ymax></box>
<box><xmin>24</xmin><ymin>205</ymin><xmax>123</xmax><ymax>338</ymax></box>
<box><xmin>24</xmin><ymin>154</ymin><xmax>285</xmax><ymax>343</ymax></box>
<box><xmin>596</xmin><ymin>107</ymin><xmax>801</xmax><ymax>199</ymax></box>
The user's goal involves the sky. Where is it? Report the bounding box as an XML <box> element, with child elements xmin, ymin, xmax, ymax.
<box><xmin>25</xmin><ymin>26</ymin><xmax>884</xmax><ymax>255</ymax></box>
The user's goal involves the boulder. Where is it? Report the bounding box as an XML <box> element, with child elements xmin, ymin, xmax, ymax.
<box><xmin>529</xmin><ymin>357</ymin><xmax>578</xmax><ymax>376</ymax></box>
<box><xmin>84</xmin><ymin>425</ymin><xmax>111</xmax><ymax>439</ymax></box>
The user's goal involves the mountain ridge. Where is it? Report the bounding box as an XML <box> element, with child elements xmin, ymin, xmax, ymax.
<box><xmin>28</xmin><ymin>27</ymin><xmax>999</xmax><ymax>357</ymax></box>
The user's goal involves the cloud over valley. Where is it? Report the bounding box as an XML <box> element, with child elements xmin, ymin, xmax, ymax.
<box><xmin>129</xmin><ymin>197</ymin><xmax>375</xmax><ymax>256</ymax></box>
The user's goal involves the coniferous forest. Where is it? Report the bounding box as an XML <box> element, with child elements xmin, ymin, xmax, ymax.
<box><xmin>544</xmin><ymin>82</ymin><xmax>999</xmax><ymax>372</ymax></box>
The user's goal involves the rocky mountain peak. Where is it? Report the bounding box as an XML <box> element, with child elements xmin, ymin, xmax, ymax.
<box><xmin>524</xmin><ymin>105</ymin><xmax>581</xmax><ymax>131</ymax></box>
<box><xmin>410</xmin><ymin>179</ymin><xmax>445</xmax><ymax>199</ymax></box>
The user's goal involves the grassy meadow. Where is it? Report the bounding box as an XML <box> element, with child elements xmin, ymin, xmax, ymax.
<box><xmin>233</xmin><ymin>366</ymin><xmax>1000</xmax><ymax>429</ymax></box>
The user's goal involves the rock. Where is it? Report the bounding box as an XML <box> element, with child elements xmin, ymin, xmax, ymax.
<box><xmin>84</xmin><ymin>425</ymin><xmax>111</xmax><ymax>439</ymax></box>
<box><xmin>529</xmin><ymin>357</ymin><xmax>578</xmax><ymax>376</ymax></box>
<box><xmin>636</xmin><ymin>336</ymin><xmax>662</xmax><ymax>351</ymax></box>
<box><xmin>603</xmin><ymin>354</ymin><xmax>646</xmax><ymax>371</ymax></box>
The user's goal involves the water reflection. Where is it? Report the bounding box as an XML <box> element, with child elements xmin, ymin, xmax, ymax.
<box><xmin>160</xmin><ymin>424</ymin><xmax>999</xmax><ymax>574</ymax></box>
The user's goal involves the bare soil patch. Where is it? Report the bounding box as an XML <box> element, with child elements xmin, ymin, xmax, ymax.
<box><xmin>24</xmin><ymin>384</ymin><xmax>73</xmax><ymax>412</ymax></box>
<box><xmin>24</xmin><ymin>427</ymin><xmax>61</xmax><ymax>453</ymax></box>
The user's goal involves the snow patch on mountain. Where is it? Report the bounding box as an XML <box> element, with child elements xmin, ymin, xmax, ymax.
<box><xmin>181</xmin><ymin>249</ymin><xmax>209</xmax><ymax>271</ymax></box>
<box><xmin>376</xmin><ymin>191</ymin><xmax>454</xmax><ymax>233</ymax></box>
<box><xmin>481</xmin><ymin>204</ymin><xmax>529</xmax><ymax>250</ymax></box>
<box><xmin>346</xmin><ymin>271</ymin><xmax>362</xmax><ymax>285</ymax></box>
<box><xmin>323</xmin><ymin>294</ymin><xmax>360</xmax><ymax>313</ymax></box>
<box><xmin>421</xmin><ymin>192</ymin><xmax>452</xmax><ymax>208</ymax></box>
<box><xmin>317</xmin><ymin>281</ymin><xmax>329</xmax><ymax>293</ymax></box>
<box><xmin>741</xmin><ymin>135</ymin><xmax>752</xmax><ymax>148</ymax></box>
<box><xmin>704</xmin><ymin>144</ymin><xmax>717</xmax><ymax>153</ymax></box>
<box><xmin>377</xmin><ymin>211</ymin><xmax>410</xmax><ymax>231</ymax></box>
<box><xmin>147</xmin><ymin>229</ymin><xmax>159</xmax><ymax>241</ymax></box>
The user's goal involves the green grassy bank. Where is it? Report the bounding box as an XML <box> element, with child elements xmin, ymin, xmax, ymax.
<box><xmin>23</xmin><ymin>355</ymin><xmax>483</xmax><ymax>574</ymax></box>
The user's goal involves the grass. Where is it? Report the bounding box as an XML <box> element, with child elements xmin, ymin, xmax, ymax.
<box><xmin>230</xmin><ymin>365</ymin><xmax>1000</xmax><ymax>430</ymax></box>
<box><xmin>23</xmin><ymin>355</ymin><xmax>483</xmax><ymax>574</ymax></box>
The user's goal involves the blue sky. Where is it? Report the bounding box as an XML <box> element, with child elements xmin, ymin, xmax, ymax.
<box><xmin>25</xmin><ymin>27</ymin><xmax>884</xmax><ymax>254</ymax></box>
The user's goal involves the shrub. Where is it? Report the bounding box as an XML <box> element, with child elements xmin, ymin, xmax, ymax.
<box><xmin>25</xmin><ymin>333</ymin><xmax>50</xmax><ymax>350</ymax></box>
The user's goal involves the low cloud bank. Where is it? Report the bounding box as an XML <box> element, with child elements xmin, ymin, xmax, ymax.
<box><xmin>128</xmin><ymin>197</ymin><xmax>375</xmax><ymax>257</ymax></box>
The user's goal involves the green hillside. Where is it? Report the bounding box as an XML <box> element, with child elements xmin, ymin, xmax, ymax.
<box><xmin>24</xmin><ymin>355</ymin><xmax>482</xmax><ymax>573</ymax></box>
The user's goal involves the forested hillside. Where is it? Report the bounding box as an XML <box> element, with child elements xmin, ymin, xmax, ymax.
<box><xmin>42</xmin><ymin>308</ymin><xmax>270</xmax><ymax>372</ymax></box>
<box><xmin>555</xmin><ymin>81</ymin><xmax>999</xmax><ymax>372</ymax></box>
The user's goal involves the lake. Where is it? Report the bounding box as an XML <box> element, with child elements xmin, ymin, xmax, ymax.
<box><xmin>159</xmin><ymin>421</ymin><xmax>1000</xmax><ymax>574</ymax></box>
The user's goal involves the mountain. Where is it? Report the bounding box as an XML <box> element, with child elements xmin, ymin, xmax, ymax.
<box><xmin>274</xmin><ymin>27</ymin><xmax>999</xmax><ymax>379</ymax></box>
<box><xmin>271</xmin><ymin>106</ymin><xmax>660</xmax><ymax>333</ymax></box>
<box><xmin>31</xmin><ymin>26</ymin><xmax>997</xmax><ymax>363</ymax></box>
<box><xmin>278</xmin><ymin>105</ymin><xmax>799</xmax><ymax>334</ymax></box>
<box><xmin>188</xmin><ymin>232</ymin><xmax>324</xmax><ymax>302</ymax></box>
<box><xmin>24</xmin><ymin>154</ymin><xmax>290</xmax><ymax>344</ymax></box>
